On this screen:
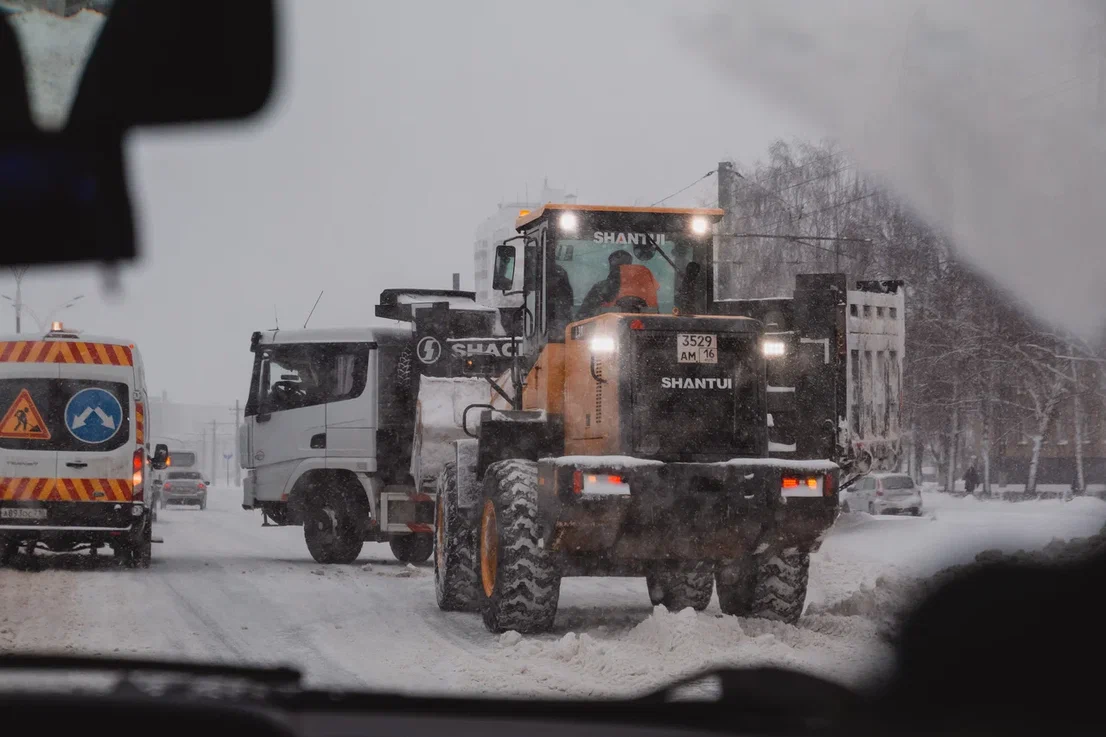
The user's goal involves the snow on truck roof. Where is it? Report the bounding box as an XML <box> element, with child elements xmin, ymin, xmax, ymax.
<box><xmin>516</xmin><ymin>203</ymin><xmax>725</xmax><ymax>229</ymax></box>
<box><xmin>255</xmin><ymin>326</ymin><xmax>413</xmax><ymax>346</ymax></box>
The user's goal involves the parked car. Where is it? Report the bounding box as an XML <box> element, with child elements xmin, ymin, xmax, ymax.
<box><xmin>845</xmin><ymin>473</ymin><xmax>923</xmax><ymax>516</ymax></box>
<box><xmin>161</xmin><ymin>471</ymin><xmax>209</xmax><ymax>510</ymax></box>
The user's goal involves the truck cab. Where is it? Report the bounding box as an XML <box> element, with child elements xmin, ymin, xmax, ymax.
<box><xmin>238</xmin><ymin>326</ymin><xmax>438</xmax><ymax>564</ymax></box>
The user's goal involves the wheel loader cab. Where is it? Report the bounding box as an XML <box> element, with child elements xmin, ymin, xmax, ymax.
<box><xmin>493</xmin><ymin>205</ymin><xmax>745</xmax><ymax>454</ymax></box>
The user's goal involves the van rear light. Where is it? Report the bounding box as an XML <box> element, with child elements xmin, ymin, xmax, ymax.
<box><xmin>132</xmin><ymin>448</ymin><xmax>144</xmax><ymax>502</ymax></box>
<box><xmin>781</xmin><ymin>477</ymin><xmax>799</xmax><ymax>488</ymax></box>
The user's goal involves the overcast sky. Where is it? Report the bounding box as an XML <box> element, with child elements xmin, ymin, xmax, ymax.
<box><xmin>7</xmin><ymin>0</ymin><xmax>810</xmax><ymax>406</ymax></box>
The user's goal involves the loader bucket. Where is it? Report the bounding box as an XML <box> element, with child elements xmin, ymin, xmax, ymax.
<box><xmin>411</xmin><ymin>376</ymin><xmax>496</xmax><ymax>491</ymax></box>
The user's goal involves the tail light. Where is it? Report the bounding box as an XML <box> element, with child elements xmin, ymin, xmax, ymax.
<box><xmin>198</xmin><ymin>482</ymin><xmax>206</xmax><ymax>490</ymax></box>
<box><xmin>163</xmin><ymin>482</ymin><xmax>172</xmax><ymax>491</ymax></box>
<box><xmin>875</xmin><ymin>487</ymin><xmax>883</xmax><ymax>497</ymax></box>
<box><xmin>572</xmin><ymin>470</ymin><xmax>629</xmax><ymax>496</ymax></box>
<box><xmin>132</xmin><ymin>449</ymin><xmax>144</xmax><ymax>502</ymax></box>
<box><xmin>824</xmin><ymin>472</ymin><xmax>837</xmax><ymax>497</ymax></box>
<box><xmin>781</xmin><ymin>475</ymin><xmax>823</xmax><ymax>497</ymax></box>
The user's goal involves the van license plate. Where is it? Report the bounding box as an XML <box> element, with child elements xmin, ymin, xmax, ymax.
<box><xmin>1</xmin><ymin>508</ymin><xmax>47</xmax><ymax>520</ymax></box>
<box><xmin>677</xmin><ymin>333</ymin><xmax>717</xmax><ymax>364</ymax></box>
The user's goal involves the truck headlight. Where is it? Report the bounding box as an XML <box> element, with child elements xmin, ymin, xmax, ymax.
<box><xmin>590</xmin><ymin>335</ymin><xmax>616</xmax><ymax>353</ymax></box>
<box><xmin>762</xmin><ymin>339</ymin><xmax>786</xmax><ymax>357</ymax></box>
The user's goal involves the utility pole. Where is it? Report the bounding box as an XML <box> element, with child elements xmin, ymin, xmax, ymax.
<box><xmin>716</xmin><ymin>161</ymin><xmax>741</xmax><ymax>299</ymax></box>
<box><xmin>229</xmin><ymin>400</ymin><xmax>241</xmax><ymax>486</ymax></box>
<box><xmin>7</xmin><ymin>267</ymin><xmax>26</xmax><ymax>334</ymax></box>
<box><xmin>211</xmin><ymin>419</ymin><xmax>218</xmax><ymax>484</ymax></box>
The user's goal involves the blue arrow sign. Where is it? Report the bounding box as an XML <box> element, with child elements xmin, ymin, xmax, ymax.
<box><xmin>64</xmin><ymin>387</ymin><xmax>123</xmax><ymax>445</ymax></box>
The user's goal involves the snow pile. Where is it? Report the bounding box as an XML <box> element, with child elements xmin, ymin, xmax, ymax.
<box><xmin>480</xmin><ymin>605</ymin><xmax>888</xmax><ymax>698</ymax></box>
<box><xmin>7</xmin><ymin>8</ymin><xmax>105</xmax><ymax>129</ymax></box>
<box><xmin>808</xmin><ymin>513</ymin><xmax>1106</xmax><ymax>639</ymax></box>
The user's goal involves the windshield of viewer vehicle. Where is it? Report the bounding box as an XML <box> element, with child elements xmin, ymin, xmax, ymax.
<box><xmin>1</xmin><ymin>0</ymin><xmax>1104</xmax><ymax>705</ymax></box>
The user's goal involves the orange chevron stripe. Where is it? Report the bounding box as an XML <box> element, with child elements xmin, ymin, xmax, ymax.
<box><xmin>0</xmin><ymin>341</ymin><xmax>136</xmax><ymax>365</ymax></box>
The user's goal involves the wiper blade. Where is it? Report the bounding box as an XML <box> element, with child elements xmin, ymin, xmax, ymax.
<box><xmin>0</xmin><ymin>653</ymin><xmax>302</xmax><ymax>687</ymax></box>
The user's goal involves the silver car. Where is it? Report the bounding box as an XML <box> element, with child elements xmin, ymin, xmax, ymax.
<box><xmin>161</xmin><ymin>471</ymin><xmax>210</xmax><ymax>510</ymax></box>
<box><xmin>845</xmin><ymin>473</ymin><xmax>923</xmax><ymax>516</ymax></box>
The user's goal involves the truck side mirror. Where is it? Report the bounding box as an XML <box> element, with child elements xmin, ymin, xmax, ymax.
<box><xmin>151</xmin><ymin>443</ymin><xmax>170</xmax><ymax>470</ymax></box>
<box><xmin>492</xmin><ymin>245</ymin><xmax>516</xmax><ymax>292</ymax></box>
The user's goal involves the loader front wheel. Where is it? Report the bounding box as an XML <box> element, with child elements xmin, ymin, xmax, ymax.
<box><xmin>646</xmin><ymin>562</ymin><xmax>714</xmax><ymax>612</ymax></box>
<box><xmin>434</xmin><ymin>463</ymin><xmax>480</xmax><ymax>611</ymax></box>
<box><xmin>479</xmin><ymin>460</ymin><xmax>561</xmax><ymax>634</ymax></box>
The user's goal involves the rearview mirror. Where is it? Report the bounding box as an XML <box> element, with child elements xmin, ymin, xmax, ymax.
<box><xmin>66</xmin><ymin>0</ymin><xmax>277</xmax><ymax>131</ymax></box>
<box><xmin>151</xmin><ymin>444</ymin><xmax>170</xmax><ymax>470</ymax></box>
<box><xmin>492</xmin><ymin>245</ymin><xmax>516</xmax><ymax>291</ymax></box>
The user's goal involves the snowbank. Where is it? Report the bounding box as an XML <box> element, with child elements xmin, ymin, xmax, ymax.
<box><xmin>8</xmin><ymin>8</ymin><xmax>105</xmax><ymax>129</ymax></box>
<box><xmin>479</xmin><ymin>604</ymin><xmax>890</xmax><ymax>698</ymax></box>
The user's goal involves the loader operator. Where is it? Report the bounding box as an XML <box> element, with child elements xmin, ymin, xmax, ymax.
<box><xmin>577</xmin><ymin>249</ymin><xmax>660</xmax><ymax>319</ymax></box>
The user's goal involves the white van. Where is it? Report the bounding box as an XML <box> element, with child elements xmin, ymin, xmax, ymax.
<box><xmin>0</xmin><ymin>324</ymin><xmax>167</xmax><ymax>566</ymax></box>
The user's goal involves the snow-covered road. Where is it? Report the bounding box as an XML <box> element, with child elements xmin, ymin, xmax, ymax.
<box><xmin>1</xmin><ymin>489</ymin><xmax>1103</xmax><ymax>697</ymax></box>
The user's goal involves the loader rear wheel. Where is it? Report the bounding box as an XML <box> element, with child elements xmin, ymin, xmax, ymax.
<box><xmin>479</xmin><ymin>460</ymin><xmax>561</xmax><ymax>634</ymax></box>
<box><xmin>749</xmin><ymin>547</ymin><xmax>811</xmax><ymax>624</ymax></box>
<box><xmin>715</xmin><ymin>560</ymin><xmax>757</xmax><ymax>616</ymax></box>
<box><xmin>390</xmin><ymin>533</ymin><xmax>433</xmax><ymax>564</ymax></box>
<box><xmin>304</xmin><ymin>489</ymin><xmax>364</xmax><ymax>564</ymax></box>
<box><xmin>434</xmin><ymin>462</ymin><xmax>480</xmax><ymax>611</ymax></box>
<box><xmin>646</xmin><ymin>562</ymin><xmax>714</xmax><ymax>611</ymax></box>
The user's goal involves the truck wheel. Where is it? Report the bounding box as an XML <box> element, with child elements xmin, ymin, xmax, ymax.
<box><xmin>479</xmin><ymin>460</ymin><xmax>561</xmax><ymax>634</ymax></box>
<box><xmin>304</xmin><ymin>490</ymin><xmax>364</xmax><ymax>564</ymax></box>
<box><xmin>715</xmin><ymin>560</ymin><xmax>756</xmax><ymax>616</ymax></box>
<box><xmin>646</xmin><ymin>562</ymin><xmax>714</xmax><ymax>611</ymax></box>
<box><xmin>389</xmin><ymin>533</ymin><xmax>433</xmax><ymax>564</ymax></box>
<box><xmin>434</xmin><ymin>462</ymin><xmax>480</xmax><ymax>611</ymax></box>
<box><xmin>750</xmin><ymin>547</ymin><xmax>810</xmax><ymax>624</ymax></box>
<box><xmin>119</xmin><ymin>519</ymin><xmax>152</xmax><ymax>569</ymax></box>
<box><xmin>0</xmin><ymin>538</ymin><xmax>18</xmax><ymax>566</ymax></box>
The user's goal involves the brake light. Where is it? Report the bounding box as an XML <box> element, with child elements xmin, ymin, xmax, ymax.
<box><xmin>132</xmin><ymin>448</ymin><xmax>144</xmax><ymax>501</ymax></box>
<box><xmin>875</xmin><ymin>484</ymin><xmax>883</xmax><ymax>497</ymax></box>
<box><xmin>198</xmin><ymin>482</ymin><xmax>206</xmax><ymax>490</ymax></box>
<box><xmin>782</xmin><ymin>477</ymin><xmax>799</xmax><ymax>488</ymax></box>
<box><xmin>163</xmin><ymin>482</ymin><xmax>172</xmax><ymax>490</ymax></box>
<box><xmin>824</xmin><ymin>472</ymin><xmax>836</xmax><ymax>497</ymax></box>
<box><xmin>572</xmin><ymin>470</ymin><xmax>629</xmax><ymax>496</ymax></box>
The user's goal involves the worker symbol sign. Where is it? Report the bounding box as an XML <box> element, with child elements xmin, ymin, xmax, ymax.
<box><xmin>0</xmin><ymin>389</ymin><xmax>51</xmax><ymax>440</ymax></box>
<box><xmin>64</xmin><ymin>387</ymin><xmax>123</xmax><ymax>444</ymax></box>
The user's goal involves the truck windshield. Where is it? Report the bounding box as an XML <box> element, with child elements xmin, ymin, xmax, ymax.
<box><xmin>553</xmin><ymin>233</ymin><xmax>692</xmax><ymax>321</ymax></box>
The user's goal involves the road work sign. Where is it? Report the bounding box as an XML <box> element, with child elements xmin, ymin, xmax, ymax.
<box><xmin>0</xmin><ymin>388</ymin><xmax>51</xmax><ymax>440</ymax></box>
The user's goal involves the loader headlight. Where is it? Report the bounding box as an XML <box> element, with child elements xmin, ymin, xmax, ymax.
<box><xmin>762</xmin><ymin>339</ymin><xmax>786</xmax><ymax>357</ymax></box>
<box><xmin>559</xmin><ymin>211</ymin><xmax>578</xmax><ymax>232</ymax></box>
<box><xmin>690</xmin><ymin>216</ymin><xmax>710</xmax><ymax>235</ymax></box>
<box><xmin>589</xmin><ymin>335</ymin><xmax>616</xmax><ymax>353</ymax></box>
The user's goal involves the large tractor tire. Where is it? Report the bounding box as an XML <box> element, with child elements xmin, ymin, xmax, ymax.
<box><xmin>715</xmin><ymin>559</ymin><xmax>756</xmax><ymax>616</ymax></box>
<box><xmin>751</xmin><ymin>547</ymin><xmax>811</xmax><ymax>624</ymax></box>
<box><xmin>434</xmin><ymin>462</ymin><xmax>480</xmax><ymax>612</ymax></box>
<box><xmin>389</xmin><ymin>533</ymin><xmax>434</xmax><ymax>564</ymax></box>
<box><xmin>646</xmin><ymin>562</ymin><xmax>714</xmax><ymax>611</ymax></box>
<box><xmin>479</xmin><ymin>460</ymin><xmax>561</xmax><ymax>634</ymax></box>
<box><xmin>304</xmin><ymin>487</ymin><xmax>364</xmax><ymax>564</ymax></box>
<box><xmin>717</xmin><ymin>547</ymin><xmax>811</xmax><ymax>624</ymax></box>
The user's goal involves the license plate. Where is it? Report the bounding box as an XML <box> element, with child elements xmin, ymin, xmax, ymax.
<box><xmin>677</xmin><ymin>333</ymin><xmax>717</xmax><ymax>364</ymax></box>
<box><xmin>1</xmin><ymin>507</ymin><xmax>47</xmax><ymax>520</ymax></box>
